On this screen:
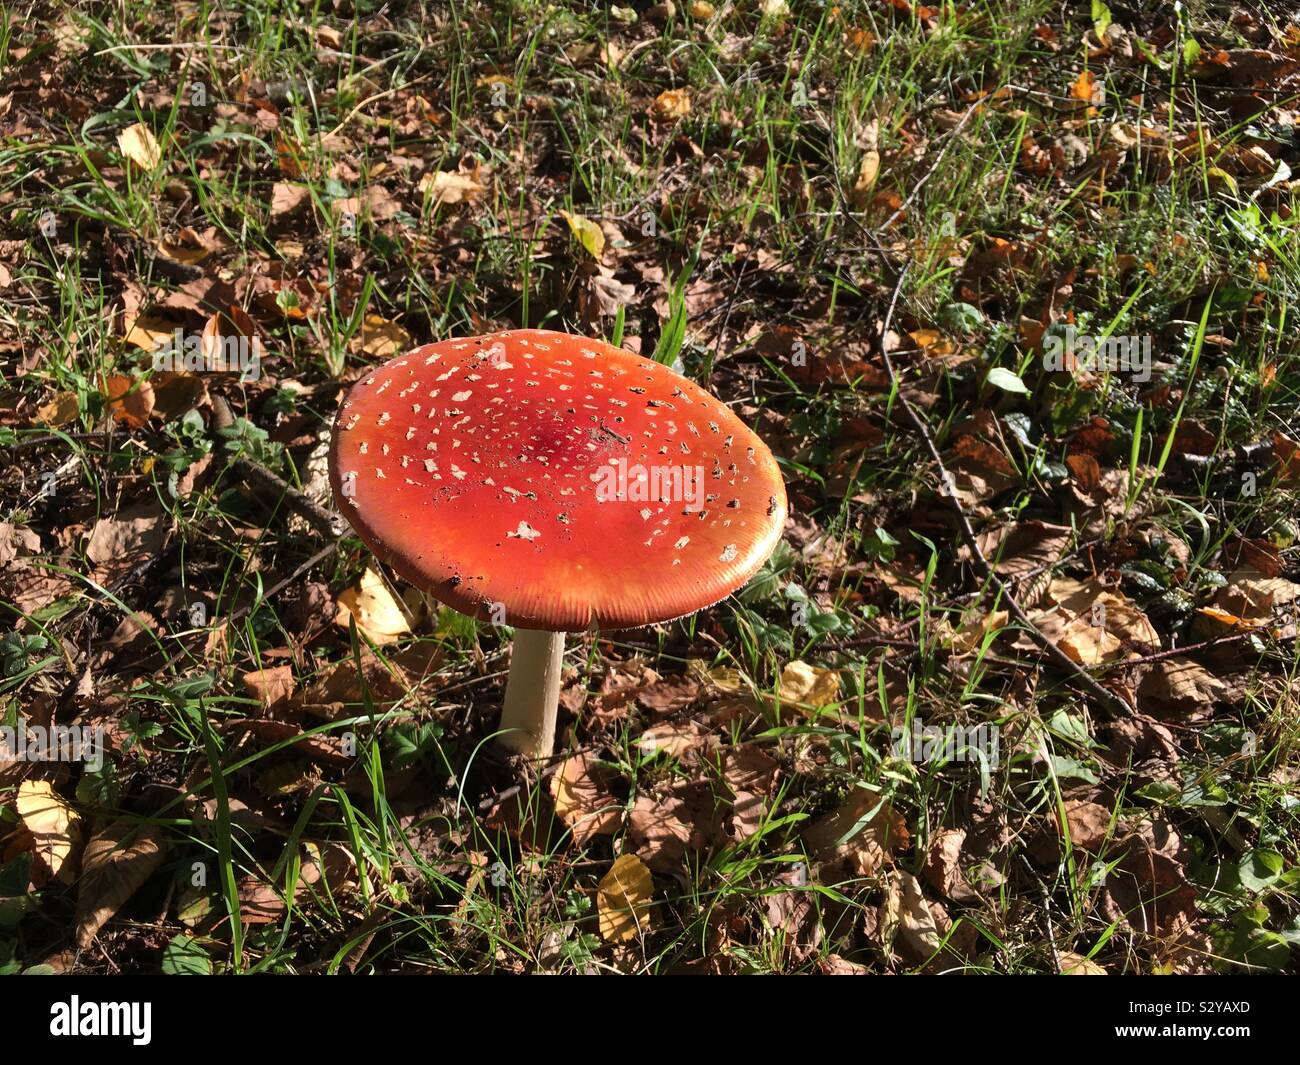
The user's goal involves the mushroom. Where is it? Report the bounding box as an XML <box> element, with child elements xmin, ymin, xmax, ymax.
<box><xmin>327</xmin><ymin>329</ymin><xmax>787</xmax><ymax>758</ymax></box>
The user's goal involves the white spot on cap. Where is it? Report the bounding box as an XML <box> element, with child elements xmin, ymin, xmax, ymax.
<box><xmin>509</xmin><ymin>521</ymin><xmax>541</xmax><ymax>541</ymax></box>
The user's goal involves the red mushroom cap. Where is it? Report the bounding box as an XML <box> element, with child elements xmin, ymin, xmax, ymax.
<box><xmin>328</xmin><ymin>329</ymin><xmax>787</xmax><ymax>631</ymax></box>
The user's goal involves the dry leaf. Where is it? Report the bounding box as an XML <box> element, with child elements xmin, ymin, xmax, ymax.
<box><xmin>418</xmin><ymin>170</ymin><xmax>486</xmax><ymax>206</ymax></box>
<box><xmin>550</xmin><ymin>753</ymin><xmax>622</xmax><ymax>845</ymax></box>
<box><xmin>651</xmin><ymin>88</ymin><xmax>692</xmax><ymax>121</ymax></box>
<box><xmin>1059</xmin><ymin>951</ymin><xmax>1107</xmax><ymax>974</ymax></box>
<box><xmin>348</xmin><ymin>315</ymin><xmax>412</xmax><ymax>359</ymax></box>
<box><xmin>86</xmin><ymin>502</ymin><xmax>168</xmax><ymax>565</ymax></box>
<box><xmin>334</xmin><ymin>567</ymin><xmax>414</xmax><ymax>645</ymax></box>
<box><xmin>805</xmin><ymin>789</ymin><xmax>908</xmax><ymax>877</ymax></box>
<box><xmin>241</xmin><ymin>665</ymin><xmax>295</xmax><ymax>709</ymax></box>
<box><xmin>1056</xmin><ymin>799</ymin><xmax>1112</xmax><ymax>851</ymax></box>
<box><xmin>75</xmin><ymin>820</ymin><xmax>167</xmax><ymax>948</ymax></box>
<box><xmin>270</xmin><ymin>182</ymin><xmax>311</xmax><ymax>218</ymax></box>
<box><xmin>15</xmin><ymin>780</ymin><xmax>82</xmax><ymax>885</ymax></box>
<box><xmin>598</xmin><ymin>853</ymin><xmax>654</xmax><ymax>942</ymax></box>
<box><xmin>1138</xmin><ymin>657</ymin><xmax>1227</xmax><ymax>716</ymax></box>
<box><xmin>122</xmin><ymin>313</ymin><xmax>180</xmax><ymax>353</ymax></box>
<box><xmin>102</xmin><ymin>374</ymin><xmax>154</xmax><ymax>428</ymax></box>
<box><xmin>881</xmin><ymin>871</ymin><xmax>944</xmax><ymax>963</ymax></box>
<box><xmin>36</xmin><ymin>391</ymin><xmax>80</xmax><ymax>427</ymax></box>
<box><xmin>117</xmin><ymin>122</ymin><xmax>162</xmax><ymax>169</ymax></box>
<box><xmin>778</xmin><ymin>660</ymin><xmax>840</xmax><ymax>710</ymax></box>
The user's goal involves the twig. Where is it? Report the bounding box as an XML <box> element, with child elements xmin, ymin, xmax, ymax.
<box><xmin>875</xmin><ymin>264</ymin><xmax>1134</xmax><ymax>720</ymax></box>
<box><xmin>878</xmin><ymin>100</ymin><xmax>982</xmax><ymax>232</ymax></box>
<box><xmin>210</xmin><ymin>396</ymin><xmax>344</xmax><ymax>539</ymax></box>
<box><xmin>1091</xmin><ymin>624</ymin><xmax>1295</xmax><ymax>671</ymax></box>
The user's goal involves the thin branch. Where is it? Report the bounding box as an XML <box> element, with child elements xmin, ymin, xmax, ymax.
<box><xmin>875</xmin><ymin>264</ymin><xmax>1134</xmax><ymax>720</ymax></box>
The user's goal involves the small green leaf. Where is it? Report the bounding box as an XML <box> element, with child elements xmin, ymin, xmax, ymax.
<box><xmin>161</xmin><ymin>934</ymin><xmax>213</xmax><ymax>975</ymax></box>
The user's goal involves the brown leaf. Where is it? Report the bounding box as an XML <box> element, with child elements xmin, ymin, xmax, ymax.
<box><xmin>804</xmin><ymin>789</ymin><xmax>908</xmax><ymax>877</ymax></box>
<box><xmin>549</xmin><ymin>753</ymin><xmax>622</xmax><ymax>845</ymax></box>
<box><xmin>334</xmin><ymin>567</ymin><xmax>416</xmax><ymax>645</ymax></box>
<box><xmin>923</xmin><ymin>827</ymin><xmax>978</xmax><ymax>902</ymax></box>
<box><xmin>1055</xmin><ymin>799</ymin><xmax>1113</xmax><ymax>851</ymax></box>
<box><xmin>75</xmin><ymin>820</ymin><xmax>167</xmax><ymax>948</ymax></box>
<box><xmin>102</xmin><ymin>374</ymin><xmax>155</xmax><ymax>428</ymax></box>
<box><xmin>270</xmin><ymin>182</ymin><xmax>311</xmax><ymax>218</ymax></box>
<box><xmin>85</xmin><ymin>502</ymin><xmax>168</xmax><ymax>566</ymax></box>
<box><xmin>417</xmin><ymin>170</ymin><xmax>486</xmax><ymax>206</ymax></box>
<box><xmin>650</xmin><ymin>88</ymin><xmax>692</xmax><ymax>121</ymax></box>
<box><xmin>722</xmin><ymin>746</ymin><xmax>779</xmax><ymax>840</ymax></box>
<box><xmin>1138</xmin><ymin>657</ymin><xmax>1227</xmax><ymax>716</ymax></box>
<box><xmin>241</xmin><ymin>664</ymin><xmax>295</xmax><ymax>710</ymax></box>
<box><xmin>348</xmin><ymin>315</ymin><xmax>412</xmax><ymax>359</ymax></box>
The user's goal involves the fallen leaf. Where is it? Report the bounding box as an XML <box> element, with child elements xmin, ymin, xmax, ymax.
<box><xmin>805</xmin><ymin>789</ymin><xmax>908</xmax><ymax>876</ymax></box>
<box><xmin>85</xmin><ymin>502</ymin><xmax>168</xmax><ymax>565</ymax></box>
<box><xmin>102</xmin><ymin>374</ymin><xmax>155</xmax><ymax>428</ymax></box>
<box><xmin>778</xmin><ymin>660</ymin><xmax>841</xmax><ymax>710</ymax></box>
<box><xmin>36</xmin><ymin>391</ymin><xmax>80</xmax><ymax>426</ymax></box>
<box><xmin>558</xmin><ymin>210</ymin><xmax>605</xmax><ymax>260</ymax></box>
<box><xmin>550</xmin><ymin>753</ymin><xmax>622</xmax><ymax>845</ymax></box>
<box><xmin>880</xmin><ymin>871</ymin><xmax>943</xmax><ymax>963</ymax></box>
<box><xmin>117</xmin><ymin>122</ymin><xmax>162</xmax><ymax>169</ymax></box>
<box><xmin>651</xmin><ymin>88</ymin><xmax>692</xmax><ymax>121</ymax></box>
<box><xmin>1055</xmin><ymin>799</ymin><xmax>1112</xmax><ymax>851</ymax></box>
<box><xmin>598</xmin><ymin>853</ymin><xmax>655</xmax><ymax>942</ymax></box>
<box><xmin>348</xmin><ymin>315</ymin><xmax>412</xmax><ymax>359</ymax></box>
<box><xmin>418</xmin><ymin>170</ymin><xmax>486</xmax><ymax>206</ymax></box>
<box><xmin>15</xmin><ymin>781</ymin><xmax>82</xmax><ymax>885</ymax></box>
<box><xmin>241</xmin><ymin>665</ymin><xmax>295</xmax><ymax>710</ymax></box>
<box><xmin>75</xmin><ymin>820</ymin><xmax>167</xmax><ymax>947</ymax></box>
<box><xmin>334</xmin><ymin>567</ymin><xmax>415</xmax><ymax>645</ymax></box>
<box><xmin>1059</xmin><ymin>951</ymin><xmax>1107</xmax><ymax>974</ymax></box>
<box><xmin>1138</xmin><ymin>657</ymin><xmax>1227</xmax><ymax>716</ymax></box>
<box><xmin>270</xmin><ymin>182</ymin><xmax>311</xmax><ymax>218</ymax></box>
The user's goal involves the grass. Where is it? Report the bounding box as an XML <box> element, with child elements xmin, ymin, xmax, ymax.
<box><xmin>0</xmin><ymin>0</ymin><xmax>1298</xmax><ymax>974</ymax></box>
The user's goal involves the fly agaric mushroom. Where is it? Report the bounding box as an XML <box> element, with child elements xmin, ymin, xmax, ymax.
<box><xmin>328</xmin><ymin>329</ymin><xmax>786</xmax><ymax>758</ymax></box>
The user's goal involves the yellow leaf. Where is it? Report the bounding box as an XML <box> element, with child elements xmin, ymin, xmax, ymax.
<box><xmin>418</xmin><ymin>170</ymin><xmax>486</xmax><ymax>206</ymax></box>
<box><xmin>16</xmin><ymin>780</ymin><xmax>82</xmax><ymax>884</ymax></box>
<box><xmin>117</xmin><ymin>122</ymin><xmax>162</xmax><ymax>169</ymax></box>
<box><xmin>1059</xmin><ymin>951</ymin><xmax>1107</xmax><ymax>975</ymax></box>
<box><xmin>348</xmin><ymin>314</ymin><xmax>412</xmax><ymax>359</ymax></box>
<box><xmin>335</xmin><ymin>567</ymin><xmax>414</xmax><ymax>645</ymax></box>
<box><xmin>122</xmin><ymin>313</ymin><xmax>179</xmax><ymax>353</ymax></box>
<box><xmin>36</xmin><ymin>391</ymin><xmax>80</xmax><ymax>427</ymax></box>
<box><xmin>651</xmin><ymin>88</ymin><xmax>692</xmax><ymax>121</ymax></box>
<box><xmin>909</xmin><ymin>328</ymin><xmax>958</xmax><ymax>357</ymax></box>
<box><xmin>558</xmin><ymin>209</ymin><xmax>605</xmax><ymax>260</ymax></box>
<box><xmin>778</xmin><ymin>660</ymin><xmax>840</xmax><ymax>708</ymax></box>
<box><xmin>598</xmin><ymin>853</ymin><xmax>654</xmax><ymax>942</ymax></box>
<box><xmin>850</xmin><ymin>149</ymin><xmax>881</xmax><ymax>205</ymax></box>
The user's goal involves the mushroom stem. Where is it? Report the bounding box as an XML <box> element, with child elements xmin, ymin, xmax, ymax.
<box><xmin>498</xmin><ymin>629</ymin><xmax>565</xmax><ymax>757</ymax></box>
